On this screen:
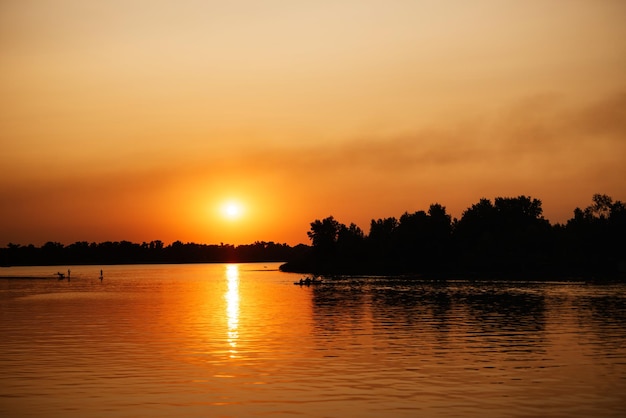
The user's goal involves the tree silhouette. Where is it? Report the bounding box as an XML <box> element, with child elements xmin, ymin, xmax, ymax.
<box><xmin>3</xmin><ymin>193</ymin><xmax>624</xmax><ymax>280</ymax></box>
<box><xmin>306</xmin><ymin>216</ymin><xmax>342</xmax><ymax>272</ymax></box>
<box><xmin>282</xmin><ymin>194</ymin><xmax>625</xmax><ymax>278</ymax></box>
<box><xmin>452</xmin><ymin>198</ymin><xmax>498</xmax><ymax>273</ymax></box>
<box><xmin>454</xmin><ymin>196</ymin><xmax>550</xmax><ymax>275</ymax></box>
<box><xmin>395</xmin><ymin>210</ymin><xmax>430</xmax><ymax>271</ymax></box>
<box><xmin>336</xmin><ymin>223</ymin><xmax>366</xmax><ymax>268</ymax></box>
<box><xmin>588</xmin><ymin>193</ymin><xmax>614</xmax><ymax>219</ymax></box>
<box><xmin>564</xmin><ymin>194</ymin><xmax>626</xmax><ymax>277</ymax></box>
<box><xmin>426</xmin><ymin>204</ymin><xmax>453</xmax><ymax>273</ymax></box>
<box><xmin>367</xmin><ymin>216</ymin><xmax>398</xmax><ymax>270</ymax></box>
<box><xmin>1</xmin><ymin>240</ymin><xmax>297</xmax><ymax>266</ymax></box>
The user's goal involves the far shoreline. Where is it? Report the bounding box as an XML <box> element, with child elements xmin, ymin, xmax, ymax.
<box><xmin>2</xmin><ymin>261</ymin><xmax>624</xmax><ymax>284</ymax></box>
<box><xmin>278</xmin><ymin>262</ymin><xmax>626</xmax><ymax>283</ymax></box>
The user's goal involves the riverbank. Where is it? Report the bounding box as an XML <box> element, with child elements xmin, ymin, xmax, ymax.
<box><xmin>0</xmin><ymin>275</ymin><xmax>59</xmax><ymax>280</ymax></box>
<box><xmin>279</xmin><ymin>261</ymin><xmax>626</xmax><ymax>283</ymax></box>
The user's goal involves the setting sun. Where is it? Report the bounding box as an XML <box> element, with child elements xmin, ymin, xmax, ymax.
<box><xmin>221</xmin><ymin>201</ymin><xmax>244</xmax><ymax>221</ymax></box>
<box><xmin>0</xmin><ymin>0</ymin><xmax>624</xmax><ymax>248</ymax></box>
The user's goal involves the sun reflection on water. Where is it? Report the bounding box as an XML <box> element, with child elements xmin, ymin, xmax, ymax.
<box><xmin>225</xmin><ymin>264</ymin><xmax>239</xmax><ymax>358</ymax></box>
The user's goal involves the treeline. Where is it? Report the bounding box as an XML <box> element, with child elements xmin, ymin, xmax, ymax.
<box><xmin>280</xmin><ymin>194</ymin><xmax>626</xmax><ymax>280</ymax></box>
<box><xmin>0</xmin><ymin>240</ymin><xmax>304</xmax><ymax>266</ymax></box>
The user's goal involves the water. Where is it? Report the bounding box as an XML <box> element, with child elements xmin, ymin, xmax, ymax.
<box><xmin>1</xmin><ymin>264</ymin><xmax>625</xmax><ymax>417</ymax></box>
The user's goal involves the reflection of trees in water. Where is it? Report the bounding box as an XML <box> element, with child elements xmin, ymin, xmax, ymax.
<box><xmin>458</xmin><ymin>286</ymin><xmax>547</xmax><ymax>356</ymax></box>
<box><xmin>369</xmin><ymin>282</ymin><xmax>451</xmax><ymax>324</ymax></box>
<box><xmin>309</xmin><ymin>280</ymin><xmax>548</xmax><ymax>354</ymax></box>
<box><xmin>311</xmin><ymin>284</ymin><xmax>368</xmax><ymax>336</ymax></box>
<box><xmin>370</xmin><ymin>282</ymin><xmax>453</xmax><ymax>351</ymax></box>
<box><xmin>574</xmin><ymin>293</ymin><xmax>626</xmax><ymax>355</ymax></box>
<box><xmin>460</xmin><ymin>286</ymin><xmax>546</xmax><ymax>333</ymax></box>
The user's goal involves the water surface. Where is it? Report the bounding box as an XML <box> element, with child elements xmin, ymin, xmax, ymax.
<box><xmin>1</xmin><ymin>264</ymin><xmax>625</xmax><ymax>417</ymax></box>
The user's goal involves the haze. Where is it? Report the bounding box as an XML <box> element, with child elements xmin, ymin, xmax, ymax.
<box><xmin>1</xmin><ymin>0</ymin><xmax>625</xmax><ymax>246</ymax></box>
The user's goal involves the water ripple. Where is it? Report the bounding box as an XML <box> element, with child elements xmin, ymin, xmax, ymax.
<box><xmin>1</xmin><ymin>268</ymin><xmax>625</xmax><ymax>417</ymax></box>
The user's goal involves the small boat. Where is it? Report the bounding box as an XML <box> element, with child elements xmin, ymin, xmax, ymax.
<box><xmin>294</xmin><ymin>277</ymin><xmax>323</xmax><ymax>286</ymax></box>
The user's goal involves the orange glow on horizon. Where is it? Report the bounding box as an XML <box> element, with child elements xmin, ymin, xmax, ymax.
<box><xmin>0</xmin><ymin>1</ymin><xmax>625</xmax><ymax>247</ymax></box>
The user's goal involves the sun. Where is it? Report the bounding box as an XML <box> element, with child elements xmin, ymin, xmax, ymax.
<box><xmin>220</xmin><ymin>200</ymin><xmax>244</xmax><ymax>220</ymax></box>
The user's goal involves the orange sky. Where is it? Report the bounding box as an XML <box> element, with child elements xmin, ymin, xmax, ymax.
<box><xmin>1</xmin><ymin>0</ymin><xmax>625</xmax><ymax>246</ymax></box>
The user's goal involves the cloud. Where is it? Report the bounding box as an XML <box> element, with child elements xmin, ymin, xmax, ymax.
<box><xmin>571</xmin><ymin>91</ymin><xmax>626</xmax><ymax>137</ymax></box>
<box><xmin>2</xmin><ymin>90</ymin><xmax>624</xmax><ymax>245</ymax></box>
<box><xmin>226</xmin><ymin>90</ymin><xmax>625</xmax><ymax>189</ymax></box>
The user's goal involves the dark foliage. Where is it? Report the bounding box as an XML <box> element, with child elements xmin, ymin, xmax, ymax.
<box><xmin>0</xmin><ymin>240</ymin><xmax>296</xmax><ymax>266</ymax></box>
<box><xmin>3</xmin><ymin>194</ymin><xmax>624</xmax><ymax>279</ymax></box>
<box><xmin>280</xmin><ymin>194</ymin><xmax>626</xmax><ymax>280</ymax></box>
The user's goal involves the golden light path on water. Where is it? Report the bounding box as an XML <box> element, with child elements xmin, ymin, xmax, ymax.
<box><xmin>225</xmin><ymin>264</ymin><xmax>240</xmax><ymax>358</ymax></box>
<box><xmin>0</xmin><ymin>265</ymin><xmax>625</xmax><ymax>417</ymax></box>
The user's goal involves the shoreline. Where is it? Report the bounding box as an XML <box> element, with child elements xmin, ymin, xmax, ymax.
<box><xmin>0</xmin><ymin>275</ymin><xmax>62</xmax><ymax>280</ymax></box>
<box><xmin>279</xmin><ymin>263</ymin><xmax>626</xmax><ymax>283</ymax></box>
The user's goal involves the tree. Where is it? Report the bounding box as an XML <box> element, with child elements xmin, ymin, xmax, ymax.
<box><xmin>453</xmin><ymin>196</ymin><xmax>550</xmax><ymax>274</ymax></box>
<box><xmin>453</xmin><ymin>198</ymin><xmax>497</xmax><ymax>272</ymax></box>
<box><xmin>394</xmin><ymin>211</ymin><xmax>429</xmax><ymax>270</ymax></box>
<box><xmin>565</xmin><ymin>194</ymin><xmax>626</xmax><ymax>277</ymax></box>
<box><xmin>336</xmin><ymin>223</ymin><xmax>366</xmax><ymax>268</ymax></box>
<box><xmin>41</xmin><ymin>241</ymin><xmax>65</xmax><ymax>265</ymax></box>
<box><xmin>426</xmin><ymin>203</ymin><xmax>453</xmax><ymax>272</ymax></box>
<box><xmin>588</xmin><ymin>193</ymin><xmax>613</xmax><ymax>219</ymax></box>
<box><xmin>367</xmin><ymin>217</ymin><xmax>398</xmax><ymax>270</ymax></box>
<box><xmin>337</xmin><ymin>223</ymin><xmax>365</xmax><ymax>249</ymax></box>
<box><xmin>308</xmin><ymin>217</ymin><xmax>341</xmax><ymax>250</ymax></box>
<box><xmin>368</xmin><ymin>217</ymin><xmax>398</xmax><ymax>245</ymax></box>
<box><xmin>307</xmin><ymin>217</ymin><xmax>342</xmax><ymax>270</ymax></box>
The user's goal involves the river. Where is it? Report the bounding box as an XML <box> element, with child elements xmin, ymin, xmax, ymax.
<box><xmin>1</xmin><ymin>263</ymin><xmax>625</xmax><ymax>417</ymax></box>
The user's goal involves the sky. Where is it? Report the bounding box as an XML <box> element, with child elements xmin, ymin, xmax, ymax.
<box><xmin>1</xmin><ymin>0</ymin><xmax>625</xmax><ymax>246</ymax></box>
